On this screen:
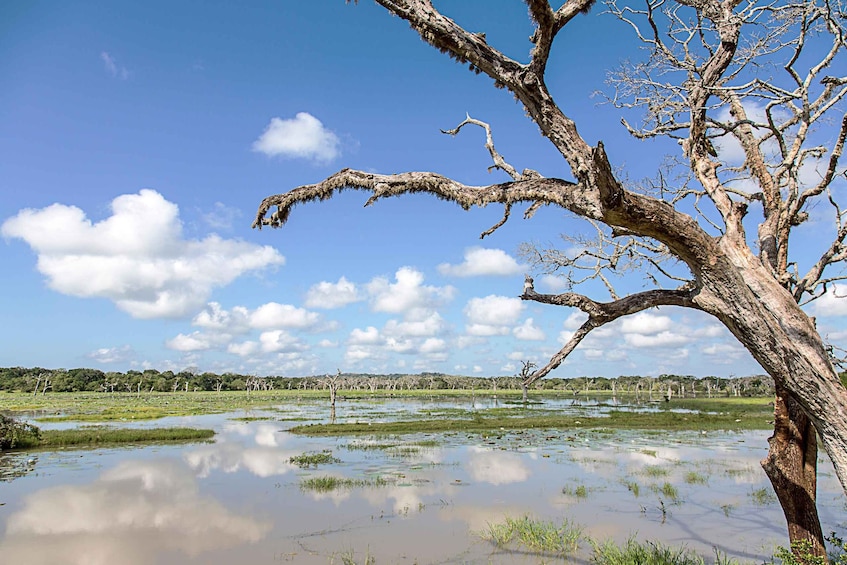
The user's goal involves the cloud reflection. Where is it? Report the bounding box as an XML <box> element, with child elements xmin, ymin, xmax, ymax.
<box><xmin>184</xmin><ymin>441</ymin><xmax>298</xmax><ymax>478</ymax></box>
<box><xmin>0</xmin><ymin>459</ymin><xmax>271</xmax><ymax>565</ymax></box>
<box><xmin>466</xmin><ymin>447</ymin><xmax>530</xmax><ymax>485</ymax></box>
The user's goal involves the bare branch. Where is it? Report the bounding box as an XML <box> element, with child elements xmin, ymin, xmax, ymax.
<box><xmin>520</xmin><ymin>284</ymin><xmax>699</xmax><ymax>383</ymax></box>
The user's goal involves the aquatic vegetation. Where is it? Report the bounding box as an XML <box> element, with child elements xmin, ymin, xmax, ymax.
<box><xmin>622</xmin><ymin>479</ymin><xmax>641</xmax><ymax>497</ymax></box>
<box><xmin>38</xmin><ymin>427</ymin><xmax>215</xmax><ymax>447</ymax></box>
<box><xmin>655</xmin><ymin>482</ymin><xmax>679</xmax><ymax>502</ymax></box>
<box><xmin>749</xmin><ymin>487</ymin><xmax>776</xmax><ymax>506</ymax></box>
<box><xmin>643</xmin><ymin>465</ymin><xmax>670</xmax><ymax>478</ymax></box>
<box><xmin>289</xmin><ymin>450</ymin><xmax>340</xmax><ymax>468</ymax></box>
<box><xmin>562</xmin><ymin>484</ymin><xmax>589</xmax><ymax>498</ymax></box>
<box><xmin>300</xmin><ymin>475</ymin><xmax>393</xmax><ymax>492</ymax></box>
<box><xmin>684</xmin><ymin>471</ymin><xmax>708</xmax><ymax>485</ymax></box>
<box><xmin>484</xmin><ymin>515</ymin><xmax>583</xmax><ymax>555</ymax></box>
<box><xmin>590</xmin><ymin>536</ymin><xmax>734</xmax><ymax>565</ymax></box>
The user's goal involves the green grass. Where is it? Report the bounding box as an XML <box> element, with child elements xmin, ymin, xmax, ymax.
<box><xmin>643</xmin><ymin>465</ymin><xmax>670</xmax><ymax>477</ymax></box>
<box><xmin>590</xmin><ymin>536</ymin><xmax>726</xmax><ymax>565</ymax></box>
<box><xmin>0</xmin><ymin>392</ymin><xmax>773</xmax><ymax>429</ymax></box>
<box><xmin>684</xmin><ymin>471</ymin><xmax>708</xmax><ymax>484</ymax></box>
<box><xmin>749</xmin><ymin>486</ymin><xmax>776</xmax><ymax>505</ymax></box>
<box><xmin>484</xmin><ymin>515</ymin><xmax>583</xmax><ymax>556</ymax></box>
<box><xmin>622</xmin><ymin>479</ymin><xmax>640</xmax><ymax>497</ymax></box>
<box><xmin>289</xmin><ymin>450</ymin><xmax>340</xmax><ymax>468</ymax></box>
<box><xmin>299</xmin><ymin>475</ymin><xmax>393</xmax><ymax>492</ymax></box>
<box><xmin>38</xmin><ymin>427</ymin><xmax>214</xmax><ymax>447</ymax></box>
<box><xmin>562</xmin><ymin>484</ymin><xmax>589</xmax><ymax>498</ymax></box>
<box><xmin>654</xmin><ymin>482</ymin><xmax>679</xmax><ymax>502</ymax></box>
<box><xmin>481</xmin><ymin>516</ymin><xmax>743</xmax><ymax>564</ymax></box>
<box><xmin>290</xmin><ymin>407</ymin><xmax>772</xmax><ymax>436</ymax></box>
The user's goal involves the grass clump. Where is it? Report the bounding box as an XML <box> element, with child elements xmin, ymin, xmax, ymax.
<box><xmin>684</xmin><ymin>471</ymin><xmax>708</xmax><ymax>485</ymax></box>
<box><xmin>643</xmin><ymin>465</ymin><xmax>670</xmax><ymax>478</ymax></box>
<box><xmin>655</xmin><ymin>482</ymin><xmax>679</xmax><ymax>502</ymax></box>
<box><xmin>484</xmin><ymin>515</ymin><xmax>583</xmax><ymax>556</ymax></box>
<box><xmin>749</xmin><ymin>486</ymin><xmax>776</xmax><ymax>505</ymax></box>
<box><xmin>300</xmin><ymin>475</ymin><xmax>392</xmax><ymax>493</ymax></box>
<box><xmin>622</xmin><ymin>479</ymin><xmax>640</xmax><ymax>497</ymax></box>
<box><xmin>562</xmin><ymin>484</ymin><xmax>589</xmax><ymax>498</ymax></box>
<box><xmin>289</xmin><ymin>450</ymin><xmax>340</xmax><ymax>468</ymax></box>
<box><xmin>590</xmin><ymin>537</ymin><xmax>722</xmax><ymax>565</ymax></box>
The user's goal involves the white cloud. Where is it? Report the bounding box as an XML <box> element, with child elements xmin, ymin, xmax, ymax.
<box><xmin>619</xmin><ymin>312</ymin><xmax>673</xmax><ymax>334</ymax></box>
<box><xmin>383</xmin><ymin>311</ymin><xmax>446</xmax><ymax>338</ymax></box>
<box><xmin>512</xmin><ymin>318</ymin><xmax>546</xmax><ymax>341</ymax></box>
<box><xmin>252</xmin><ymin>112</ymin><xmax>340</xmax><ymax>163</ymax></box>
<box><xmin>538</xmin><ymin>274</ymin><xmax>569</xmax><ymax>293</ymax></box>
<box><xmin>249</xmin><ymin>302</ymin><xmax>320</xmax><ymax>330</ymax></box>
<box><xmin>86</xmin><ymin>345</ymin><xmax>135</xmax><ymax>364</ymax></box>
<box><xmin>349</xmin><ymin>326</ymin><xmax>382</xmax><ymax>345</ymax></box>
<box><xmin>624</xmin><ymin>331</ymin><xmax>691</xmax><ymax>348</ymax></box>
<box><xmin>258</xmin><ymin>330</ymin><xmax>307</xmax><ymax>353</ymax></box>
<box><xmin>811</xmin><ymin>284</ymin><xmax>847</xmax><ymax>317</ymax></box>
<box><xmin>563</xmin><ymin>311</ymin><xmax>588</xmax><ymax>330</ymax></box>
<box><xmin>419</xmin><ymin>338</ymin><xmax>447</xmax><ymax>355</ymax></box>
<box><xmin>192</xmin><ymin>302</ymin><xmax>250</xmax><ymax>332</ymax></box>
<box><xmin>367</xmin><ymin>267</ymin><xmax>454</xmax><ymax>314</ymax></box>
<box><xmin>437</xmin><ymin>247</ymin><xmax>523</xmax><ymax>277</ymax></box>
<box><xmin>100</xmin><ymin>51</ymin><xmax>129</xmax><ymax>79</ymax></box>
<box><xmin>1</xmin><ymin>190</ymin><xmax>284</xmax><ymax>319</ymax></box>
<box><xmin>227</xmin><ymin>341</ymin><xmax>259</xmax><ymax>357</ymax></box>
<box><xmin>304</xmin><ymin>276</ymin><xmax>361</xmax><ymax>309</ymax></box>
<box><xmin>166</xmin><ymin>332</ymin><xmax>214</xmax><ymax>352</ymax></box>
<box><xmin>464</xmin><ymin>295</ymin><xmax>524</xmax><ymax>336</ymax></box>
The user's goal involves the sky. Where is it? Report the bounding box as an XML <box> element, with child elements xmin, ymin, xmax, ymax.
<box><xmin>1</xmin><ymin>0</ymin><xmax>844</xmax><ymax>378</ymax></box>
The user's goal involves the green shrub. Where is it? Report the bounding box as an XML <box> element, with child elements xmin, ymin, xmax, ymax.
<box><xmin>0</xmin><ymin>414</ymin><xmax>41</xmax><ymax>449</ymax></box>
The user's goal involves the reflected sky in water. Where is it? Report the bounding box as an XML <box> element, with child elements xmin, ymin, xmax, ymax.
<box><xmin>1</xmin><ymin>399</ymin><xmax>845</xmax><ymax>564</ymax></box>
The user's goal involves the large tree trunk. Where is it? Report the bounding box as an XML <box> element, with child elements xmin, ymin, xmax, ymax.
<box><xmin>762</xmin><ymin>388</ymin><xmax>826</xmax><ymax>560</ymax></box>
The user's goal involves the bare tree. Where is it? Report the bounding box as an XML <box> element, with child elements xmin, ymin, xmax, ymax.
<box><xmin>518</xmin><ymin>360</ymin><xmax>538</xmax><ymax>402</ymax></box>
<box><xmin>253</xmin><ymin>0</ymin><xmax>847</xmax><ymax>556</ymax></box>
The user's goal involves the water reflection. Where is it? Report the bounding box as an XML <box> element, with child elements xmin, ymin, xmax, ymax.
<box><xmin>0</xmin><ymin>459</ymin><xmax>270</xmax><ymax>565</ymax></box>
<box><xmin>2</xmin><ymin>403</ymin><xmax>845</xmax><ymax>564</ymax></box>
<box><xmin>466</xmin><ymin>446</ymin><xmax>532</xmax><ymax>485</ymax></box>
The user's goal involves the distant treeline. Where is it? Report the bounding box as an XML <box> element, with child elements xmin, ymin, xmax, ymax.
<box><xmin>0</xmin><ymin>366</ymin><xmax>784</xmax><ymax>397</ymax></box>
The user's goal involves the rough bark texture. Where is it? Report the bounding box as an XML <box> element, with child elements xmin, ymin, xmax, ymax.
<box><xmin>762</xmin><ymin>389</ymin><xmax>826</xmax><ymax>560</ymax></box>
<box><xmin>254</xmin><ymin>0</ymin><xmax>847</xmax><ymax>550</ymax></box>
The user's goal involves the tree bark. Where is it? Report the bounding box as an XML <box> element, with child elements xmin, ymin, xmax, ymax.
<box><xmin>762</xmin><ymin>388</ymin><xmax>826</xmax><ymax>561</ymax></box>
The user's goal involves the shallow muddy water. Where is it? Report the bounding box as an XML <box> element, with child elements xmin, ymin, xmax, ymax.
<box><xmin>1</xmin><ymin>397</ymin><xmax>845</xmax><ymax>564</ymax></box>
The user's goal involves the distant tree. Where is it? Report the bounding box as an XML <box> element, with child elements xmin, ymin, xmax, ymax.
<box><xmin>253</xmin><ymin>1</ymin><xmax>847</xmax><ymax>555</ymax></box>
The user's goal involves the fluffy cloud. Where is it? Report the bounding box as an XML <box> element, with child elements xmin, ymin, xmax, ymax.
<box><xmin>86</xmin><ymin>345</ymin><xmax>135</xmax><ymax>364</ymax></box>
<box><xmin>252</xmin><ymin>112</ymin><xmax>340</xmax><ymax>163</ymax></box>
<box><xmin>811</xmin><ymin>284</ymin><xmax>847</xmax><ymax>317</ymax></box>
<box><xmin>1</xmin><ymin>190</ymin><xmax>284</xmax><ymax>319</ymax></box>
<box><xmin>624</xmin><ymin>331</ymin><xmax>691</xmax><ymax>348</ymax></box>
<box><xmin>249</xmin><ymin>302</ymin><xmax>321</xmax><ymax>330</ymax></box>
<box><xmin>512</xmin><ymin>318</ymin><xmax>545</xmax><ymax>341</ymax></box>
<box><xmin>304</xmin><ymin>276</ymin><xmax>361</xmax><ymax>309</ymax></box>
<box><xmin>619</xmin><ymin>312</ymin><xmax>673</xmax><ymax>334</ymax></box>
<box><xmin>464</xmin><ymin>295</ymin><xmax>524</xmax><ymax>336</ymax></box>
<box><xmin>383</xmin><ymin>311</ymin><xmax>447</xmax><ymax>338</ymax></box>
<box><xmin>437</xmin><ymin>247</ymin><xmax>523</xmax><ymax>277</ymax></box>
<box><xmin>367</xmin><ymin>267</ymin><xmax>454</xmax><ymax>314</ymax></box>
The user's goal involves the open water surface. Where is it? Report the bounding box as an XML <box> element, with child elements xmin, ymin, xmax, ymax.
<box><xmin>1</xmin><ymin>397</ymin><xmax>845</xmax><ymax>564</ymax></box>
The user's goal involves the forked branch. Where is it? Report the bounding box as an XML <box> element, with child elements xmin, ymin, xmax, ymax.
<box><xmin>520</xmin><ymin>284</ymin><xmax>699</xmax><ymax>384</ymax></box>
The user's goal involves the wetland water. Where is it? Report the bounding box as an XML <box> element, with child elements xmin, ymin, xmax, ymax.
<box><xmin>1</xmin><ymin>396</ymin><xmax>845</xmax><ymax>564</ymax></box>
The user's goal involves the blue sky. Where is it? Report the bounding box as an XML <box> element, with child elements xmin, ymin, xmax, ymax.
<box><xmin>2</xmin><ymin>1</ymin><xmax>842</xmax><ymax>378</ymax></box>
